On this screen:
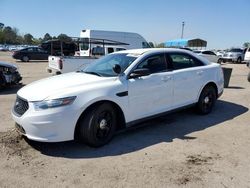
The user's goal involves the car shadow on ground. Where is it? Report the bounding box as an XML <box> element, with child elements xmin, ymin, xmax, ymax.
<box><xmin>16</xmin><ymin>60</ymin><xmax>48</xmax><ymax>63</ymax></box>
<box><xmin>0</xmin><ymin>84</ymin><xmax>24</xmax><ymax>95</ymax></box>
<box><xmin>26</xmin><ymin>100</ymin><xmax>248</xmax><ymax>159</ymax></box>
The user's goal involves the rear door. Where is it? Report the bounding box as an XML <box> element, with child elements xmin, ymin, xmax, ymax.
<box><xmin>167</xmin><ymin>52</ymin><xmax>206</xmax><ymax>108</ymax></box>
<box><xmin>128</xmin><ymin>53</ymin><xmax>174</xmax><ymax>121</ymax></box>
<box><xmin>202</xmin><ymin>51</ymin><xmax>218</xmax><ymax>63</ymax></box>
<box><xmin>37</xmin><ymin>48</ymin><xmax>49</xmax><ymax>60</ymax></box>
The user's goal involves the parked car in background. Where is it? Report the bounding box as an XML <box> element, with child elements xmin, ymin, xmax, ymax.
<box><xmin>12</xmin><ymin>47</ymin><xmax>49</xmax><ymax>62</ymax></box>
<box><xmin>221</xmin><ymin>48</ymin><xmax>244</xmax><ymax>63</ymax></box>
<box><xmin>244</xmin><ymin>47</ymin><xmax>250</xmax><ymax>63</ymax></box>
<box><xmin>0</xmin><ymin>61</ymin><xmax>22</xmax><ymax>88</ymax></box>
<box><xmin>12</xmin><ymin>48</ymin><xmax>224</xmax><ymax>147</ymax></box>
<box><xmin>246</xmin><ymin>60</ymin><xmax>250</xmax><ymax>82</ymax></box>
<box><xmin>0</xmin><ymin>45</ymin><xmax>8</xmax><ymax>51</ymax></box>
<box><xmin>216</xmin><ymin>50</ymin><xmax>225</xmax><ymax>58</ymax></box>
<box><xmin>194</xmin><ymin>50</ymin><xmax>220</xmax><ymax>63</ymax></box>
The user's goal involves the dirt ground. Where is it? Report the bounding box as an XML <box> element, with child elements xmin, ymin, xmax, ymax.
<box><xmin>0</xmin><ymin>51</ymin><xmax>250</xmax><ymax>188</ymax></box>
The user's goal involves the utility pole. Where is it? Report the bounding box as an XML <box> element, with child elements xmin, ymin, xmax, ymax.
<box><xmin>181</xmin><ymin>21</ymin><xmax>185</xmax><ymax>39</ymax></box>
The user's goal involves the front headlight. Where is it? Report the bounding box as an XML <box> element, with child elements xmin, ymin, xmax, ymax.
<box><xmin>33</xmin><ymin>96</ymin><xmax>76</xmax><ymax>110</ymax></box>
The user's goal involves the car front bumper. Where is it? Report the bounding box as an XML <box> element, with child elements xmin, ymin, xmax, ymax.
<box><xmin>11</xmin><ymin>102</ymin><xmax>80</xmax><ymax>142</ymax></box>
<box><xmin>221</xmin><ymin>57</ymin><xmax>238</xmax><ymax>62</ymax></box>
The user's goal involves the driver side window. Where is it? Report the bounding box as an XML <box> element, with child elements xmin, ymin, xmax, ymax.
<box><xmin>137</xmin><ymin>54</ymin><xmax>167</xmax><ymax>74</ymax></box>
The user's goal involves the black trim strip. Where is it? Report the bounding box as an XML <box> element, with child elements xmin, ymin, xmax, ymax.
<box><xmin>126</xmin><ymin>103</ymin><xmax>196</xmax><ymax>127</ymax></box>
<box><xmin>116</xmin><ymin>91</ymin><xmax>128</xmax><ymax>97</ymax></box>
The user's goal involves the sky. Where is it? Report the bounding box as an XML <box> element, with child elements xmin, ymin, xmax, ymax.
<box><xmin>0</xmin><ymin>0</ymin><xmax>249</xmax><ymax>49</ymax></box>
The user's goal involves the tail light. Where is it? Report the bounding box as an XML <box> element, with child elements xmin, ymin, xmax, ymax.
<box><xmin>58</xmin><ymin>59</ymin><xmax>63</xmax><ymax>70</ymax></box>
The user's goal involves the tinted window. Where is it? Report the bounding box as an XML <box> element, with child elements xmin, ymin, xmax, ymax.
<box><xmin>92</xmin><ymin>46</ymin><xmax>104</xmax><ymax>55</ymax></box>
<box><xmin>137</xmin><ymin>54</ymin><xmax>167</xmax><ymax>74</ymax></box>
<box><xmin>107</xmin><ymin>48</ymin><xmax>114</xmax><ymax>54</ymax></box>
<box><xmin>116</xmin><ymin>48</ymin><xmax>126</xmax><ymax>51</ymax></box>
<box><xmin>229</xmin><ymin>48</ymin><xmax>243</xmax><ymax>53</ymax></box>
<box><xmin>169</xmin><ymin>53</ymin><xmax>203</xmax><ymax>70</ymax></box>
<box><xmin>27</xmin><ymin>48</ymin><xmax>34</xmax><ymax>52</ymax></box>
<box><xmin>142</xmin><ymin>42</ymin><xmax>151</xmax><ymax>48</ymax></box>
<box><xmin>202</xmin><ymin>51</ymin><xmax>216</xmax><ymax>55</ymax></box>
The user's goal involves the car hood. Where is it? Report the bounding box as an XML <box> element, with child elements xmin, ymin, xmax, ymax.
<box><xmin>0</xmin><ymin>61</ymin><xmax>18</xmax><ymax>69</ymax></box>
<box><xmin>224</xmin><ymin>52</ymin><xmax>241</xmax><ymax>56</ymax></box>
<box><xmin>17</xmin><ymin>72</ymin><xmax>115</xmax><ymax>101</ymax></box>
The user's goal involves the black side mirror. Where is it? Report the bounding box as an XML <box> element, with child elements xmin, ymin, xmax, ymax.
<box><xmin>112</xmin><ymin>64</ymin><xmax>122</xmax><ymax>74</ymax></box>
<box><xmin>129</xmin><ymin>68</ymin><xmax>150</xmax><ymax>79</ymax></box>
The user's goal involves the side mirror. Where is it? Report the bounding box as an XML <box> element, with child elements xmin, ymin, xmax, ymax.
<box><xmin>112</xmin><ymin>64</ymin><xmax>122</xmax><ymax>74</ymax></box>
<box><xmin>129</xmin><ymin>68</ymin><xmax>150</xmax><ymax>79</ymax></box>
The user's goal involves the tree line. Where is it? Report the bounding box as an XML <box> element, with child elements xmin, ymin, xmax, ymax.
<box><xmin>0</xmin><ymin>23</ymin><xmax>72</xmax><ymax>45</ymax></box>
<box><xmin>1</xmin><ymin>22</ymin><xmax>249</xmax><ymax>48</ymax></box>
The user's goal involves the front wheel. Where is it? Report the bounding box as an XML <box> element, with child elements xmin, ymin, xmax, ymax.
<box><xmin>236</xmin><ymin>57</ymin><xmax>242</xmax><ymax>64</ymax></box>
<box><xmin>196</xmin><ymin>85</ymin><xmax>216</xmax><ymax>115</ymax></box>
<box><xmin>248</xmin><ymin>72</ymin><xmax>250</xmax><ymax>82</ymax></box>
<box><xmin>78</xmin><ymin>103</ymin><xmax>117</xmax><ymax>147</ymax></box>
<box><xmin>22</xmin><ymin>56</ymin><xmax>29</xmax><ymax>62</ymax></box>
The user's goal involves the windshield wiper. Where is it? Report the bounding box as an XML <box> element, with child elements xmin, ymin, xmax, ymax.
<box><xmin>83</xmin><ymin>71</ymin><xmax>102</xmax><ymax>77</ymax></box>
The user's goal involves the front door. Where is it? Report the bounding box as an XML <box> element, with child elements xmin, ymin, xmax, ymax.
<box><xmin>127</xmin><ymin>54</ymin><xmax>173</xmax><ymax>122</ymax></box>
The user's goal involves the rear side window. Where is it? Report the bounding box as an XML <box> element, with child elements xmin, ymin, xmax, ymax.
<box><xmin>142</xmin><ymin>42</ymin><xmax>150</xmax><ymax>48</ymax></box>
<box><xmin>92</xmin><ymin>46</ymin><xmax>104</xmax><ymax>55</ymax></box>
<box><xmin>137</xmin><ymin>54</ymin><xmax>167</xmax><ymax>74</ymax></box>
<box><xmin>27</xmin><ymin>48</ymin><xmax>34</xmax><ymax>52</ymax></box>
<box><xmin>168</xmin><ymin>53</ymin><xmax>203</xmax><ymax>70</ymax></box>
<box><xmin>107</xmin><ymin>48</ymin><xmax>114</xmax><ymax>54</ymax></box>
<box><xmin>202</xmin><ymin>51</ymin><xmax>216</xmax><ymax>55</ymax></box>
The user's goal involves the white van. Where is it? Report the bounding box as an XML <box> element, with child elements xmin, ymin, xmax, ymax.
<box><xmin>79</xmin><ymin>29</ymin><xmax>150</xmax><ymax>56</ymax></box>
<box><xmin>47</xmin><ymin>29</ymin><xmax>150</xmax><ymax>74</ymax></box>
<box><xmin>244</xmin><ymin>47</ymin><xmax>250</xmax><ymax>62</ymax></box>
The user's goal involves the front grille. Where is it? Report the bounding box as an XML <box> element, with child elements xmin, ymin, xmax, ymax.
<box><xmin>14</xmin><ymin>96</ymin><xmax>29</xmax><ymax>116</ymax></box>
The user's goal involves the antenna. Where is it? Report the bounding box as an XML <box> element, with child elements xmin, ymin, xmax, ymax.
<box><xmin>181</xmin><ymin>21</ymin><xmax>185</xmax><ymax>39</ymax></box>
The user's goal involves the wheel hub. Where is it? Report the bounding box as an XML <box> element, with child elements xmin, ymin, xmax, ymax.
<box><xmin>204</xmin><ymin>96</ymin><xmax>210</xmax><ymax>104</ymax></box>
<box><xmin>99</xmin><ymin>119</ymin><xmax>108</xmax><ymax>130</ymax></box>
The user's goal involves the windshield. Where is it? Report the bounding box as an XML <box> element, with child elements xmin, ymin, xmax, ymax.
<box><xmin>193</xmin><ymin>50</ymin><xmax>201</xmax><ymax>53</ymax></box>
<box><xmin>229</xmin><ymin>48</ymin><xmax>243</xmax><ymax>53</ymax></box>
<box><xmin>82</xmin><ymin>53</ymin><xmax>138</xmax><ymax>77</ymax></box>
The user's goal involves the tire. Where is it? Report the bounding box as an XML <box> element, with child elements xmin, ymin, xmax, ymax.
<box><xmin>196</xmin><ymin>85</ymin><xmax>216</xmax><ymax>115</ymax></box>
<box><xmin>236</xmin><ymin>57</ymin><xmax>242</xmax><ymax>64</ymax></box>
<box><xmin>22</xmin><ymin>56</ymin><xmax>29</xmax><ymax>62</ymax></box>
<box><xmin>248</xmin><ymin>72</ymin><xmax>250</xmax><ymax>82</ymax></box>
<box><xmin>78</xmin><ymin>103</ymin><xmax>117</xmax><ymax>147</ymax></box>
<box><xmin>217</xmin><ymin>58</ymin><xmax>222</xmax><ymax>64</ymax></box>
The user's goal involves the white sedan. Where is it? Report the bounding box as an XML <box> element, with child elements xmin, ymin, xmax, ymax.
<box><xmin>194</xmin><ymin>50</ymin><xmax>220</xmax><ymax>63</ymax></box>
<box><xmin>12</xmin><ymin>48</ymin><xmax>224</xmax><ymax>147</ymax></box>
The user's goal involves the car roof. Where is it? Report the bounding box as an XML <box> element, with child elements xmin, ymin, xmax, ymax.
<box><xmin>0</xmin><ymin>61</ymin><xmax>17</xmax><ymax>69</ymax></box>
<box><xmin>113</xmin><ymin>48</ymin><xmax>196</xmax><ymax>55</ymax></box>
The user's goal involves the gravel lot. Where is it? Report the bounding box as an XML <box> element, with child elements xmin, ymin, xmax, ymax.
<box><xmin>0</xmin><ymin>51</ymin><xmax>250</xmax><ymax>188</ymax></box>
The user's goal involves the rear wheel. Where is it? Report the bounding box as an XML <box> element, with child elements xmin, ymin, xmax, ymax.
<box><xmin>248</xmin><ymin>72</ymin><xmax>250</xmax><ymax>82</ymax></box>
<box><xmin>196</xmin><ymin>85</ymin><xmax>216</xmax><ymax>114</ymax></box>
<box><xmin>22</xmin><ymin>56</ymin><xmax>29</xmax><ymax>62</ymax></box>
<box><xmin>236</xmin><ymin>57</ymin><xmax>242</xmax><ymax>64</ymax></box>
<box><xmin>78</xmin><ymin>103</ymin><xmax>117</xmax><ymax>147</ymax></box>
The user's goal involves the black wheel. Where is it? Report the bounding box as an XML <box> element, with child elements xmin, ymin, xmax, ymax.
<box><xmin>22</xmin><ymin>56</ymin><xmax>29</xmax><ymax>62</ymax></box>
<box><xmin>217</xmin><ymin>58</ymin><xmax>222</xmax><ymax>64</ymax></box>
<box><xmin>78</xmin><ymin>103</ymin><xmax>117</xmax><ymax>147</ymax></box>
<box><xmin>248</xmin><ymin>72</ymin><xmax>250</xmax><ymax>82</ymax></box>
<box><xmin>236</xmin><ymin>57</ymin><xmax>242</xmax><ymax>64</ymax></box>
<box><xmin>196</xmin><ymin>85</ymin><xmax>216</xmax><ymax>115</ymax></box>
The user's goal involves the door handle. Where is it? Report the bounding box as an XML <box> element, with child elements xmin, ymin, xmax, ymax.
<box><xmin>161</xmin><ymin>76</ymin><xmax>172</xmax><ymax>82</ymax></box>
<box><xmin>197</xmin><ymin>70</ymin><xmax>203</xmax><ymax>75</ymax></box>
